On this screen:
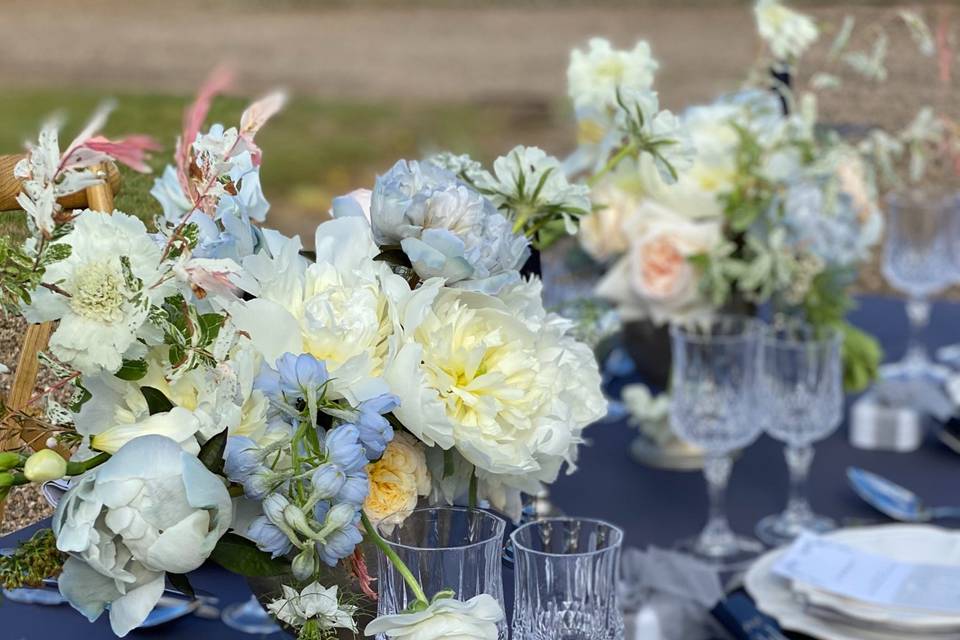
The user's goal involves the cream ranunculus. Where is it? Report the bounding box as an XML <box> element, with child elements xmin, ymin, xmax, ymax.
<box><xmin>233</xmin><ymin>217</ymin><xmax>442</xmax><ymax>404</ymax></box>
<box><xmin>364</xmin><ymin>432</ymin><xmax>431</xmax><ymax>526</ymax></box>
<box><xmin>385</xmin><ymin>279</ymin><xmax>606</xmax><ymax>518</ymax></box>
<box><xmin>364</xmin><ymin>594</ymin><xmax>504</xmax><ymax>640</ymax></box>
<box><xmin>597</xmin><ymin>200</ymin><xmax>722</xmax><ymax>325</ymax></box>
<box><xmin>22</xmin><ymin>210</ymin><xmax>174</xmax><ymax>374</ymax></box>
<box><xmin>53</xmin><ymin>435</ymin><xmax>232</xmax><ymax>637</ymax></box>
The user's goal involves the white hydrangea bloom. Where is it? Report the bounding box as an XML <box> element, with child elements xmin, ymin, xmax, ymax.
<box><xmin>385</xmin><ymin>279</ymin><xmax>606</xmax><ymax>519</ymax></box>
<box><xmin>22</xmin><ymin>210</ymin><xmax>173</xmax><ymax>374</ymax></box>
<box><xmin>755</xmin><ymin>0</ymin><xmax>819</xmax><ymax>61</ymax></box>
<box><xmin>568</xmin><ymin>37</ymin><xmax>659</xmax><ymax>112</ymax></box>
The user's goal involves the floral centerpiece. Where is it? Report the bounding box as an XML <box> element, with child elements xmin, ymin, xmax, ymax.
<box><xmin>0</xmin><ymin>73</ymin><xmax>612</xmax><ymax>639</ymax></box>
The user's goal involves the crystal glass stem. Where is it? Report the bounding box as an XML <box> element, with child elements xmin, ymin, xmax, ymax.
<box><xmin>905</xmin><ymin>297</ymin><xmax>931</xmax><ymax>365</ymax></box>
<box><xmin>782</xmin><ymin>444</ymin><xmax>814</xmax><ymax>525</ymax></box>
<box><xmin>699</xmin><ymin>454</ymin><xmax>735</xmax><ymax>551</ymax></box>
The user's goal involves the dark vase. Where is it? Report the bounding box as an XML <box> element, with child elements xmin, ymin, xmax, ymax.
<box><xmin>520</xmin><ymin>248</ymin><xmax>541</xmax><ymax>279</ymax></box>
<box><xmin>622</xmin><ymin>296</ymin><xmax>757</xmax><ymax>390</ymax></box>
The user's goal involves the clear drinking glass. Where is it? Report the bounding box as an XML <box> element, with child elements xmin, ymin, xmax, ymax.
<box><xmin>881</xmin><ymin>190</ymin><xmax>955</xmax><ymax>381</ymax></box>
<box><xmin>755</xmin><ymin>321</ymin><xmax>843</xmax><ymax>547</ymax></box>
<box><xmin>375</xmin><ymin>507</ymin><xmax>507</xmax><ymax>640</ymax></box>
<box><xmin>511</xmin><ymin>517</ymin><xmax>624</xmax><ymax>640</ymax></box>
<box><xmin>668</xmin><ymin>315</ymin><xmax>764</xmax><ymax>570</ymax></box>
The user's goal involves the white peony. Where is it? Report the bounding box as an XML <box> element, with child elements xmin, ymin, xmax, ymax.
<box><xmin>755</xmin><ymin>0</ymin><xmax>819</xmax><ymax>62</ymax></box>
<box><xmin>232</xmin><ymin>217</ymin><xmax>441</xmax><ymax>404</ymax></box>
<box><xmin>597</xmin><ymin>200</ymin><xmax>722</xmax><ymax>325</ymax></box>
<box><xmin>385</xmin><ymin>279</ymin><xmax>606</xmax><ymax>518</ymax></box>
<box><xmin>365</xmin><ymin>594</ymin><xmax>504</xmax><ymax>640</ymax></box>
<box><xmin>568</xmin><ymin>37</ymin><xmax>659</xmax><ymax>113</ymax></box>
<box><xmin>267</xmin><ymin>582</ymin><xmax>358</xmax><ymax>632</ymax></box>
<box><xmin>22</xmin><ymin>210</ymin><xmax>173</xmax><ymax>374</ymax></box>
<box><xmin>53</xmin><ymin>435</ymin><xmax>232</xmax><ymax>637</ymax></box>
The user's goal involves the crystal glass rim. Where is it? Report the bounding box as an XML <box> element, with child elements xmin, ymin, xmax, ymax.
<box><xmin>760</xmin><ymin>321</ymin><xmax>842</xmax><ymax>349</ymax></box>
<box><xmin>509</xmin><ymin>516</ymin><xmax>624</xmax><ymax>558</ymax></box>
<box><xmin>668</xmin><ymin>315</ymin><xmax>762</xmax><ymax>345</ymax></box>
<box><xmin>377</xmin><ymin>506</ymin><xmax>506</xmax><ymax>553</ymax></box>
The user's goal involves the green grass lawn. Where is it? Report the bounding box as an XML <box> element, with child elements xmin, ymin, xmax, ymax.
<box><xmin>0</xmin><ymin>89</ymin><xmax>571</xmax><ymax>241</ymax></box>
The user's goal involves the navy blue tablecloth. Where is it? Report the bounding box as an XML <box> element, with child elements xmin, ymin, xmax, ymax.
<box><xmin>2</xmin><ymin>295</ymin><xmax>959</xmax><ymax>638</ymax></box>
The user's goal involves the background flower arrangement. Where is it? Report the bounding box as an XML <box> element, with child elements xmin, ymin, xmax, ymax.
<box><xmin>0</xmin><ymin>70</ymin><xmax>616</xmax><ymax>639</ymax></box>
<box><xmin>571</xmin><ymin>0</ymin><xmax>958</xmax><ymax>405</ymax></box>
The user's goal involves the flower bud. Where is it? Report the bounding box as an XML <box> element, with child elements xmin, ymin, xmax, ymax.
<box><xmin>24</xmin><ymin>449</ymin><xmax>67</xmax><ymax>482</ymax></box>
<box><xmin>317</xmin><ymin>502</ymin><xmax>357</xmax><ymax>539</ymax></box>
<box><xmin>283</xmin><ymin>504</ymin><xmax>315</xmax><ymax>538</ymax></box>
<box><xmin>291</xmin><ymin>545</ymin><xmax>317</xmax><ymax>581</ymax></box>
<box><xmin>0</xmin><ymin>452</ymin><xmax>25</xmax><ymax>471</ymax></box>
<box><xmin>0</xmin><ymin>472</ymin><xmax>15</xmax><ymax>488</ymax></box>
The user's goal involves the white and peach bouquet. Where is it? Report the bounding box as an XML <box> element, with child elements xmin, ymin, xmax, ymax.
<box><xmin>567</xmin><ymin>0</ymin><xmax>900</xmax><ymax>393</ymax></box>
<box><xmin>0</xmin><ymin>74</ymin><xmax>608</xmax><ymax>639</ymax></box>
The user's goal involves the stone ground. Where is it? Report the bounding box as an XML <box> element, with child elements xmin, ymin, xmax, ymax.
<box><xmin>1</xmin><ymin>1</ymin><xmax>958</xmax><ymax>532</ymax></box>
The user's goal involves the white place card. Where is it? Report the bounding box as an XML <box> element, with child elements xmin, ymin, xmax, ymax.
<box><xmin>772</xmin><ymin>533</ymin><xmax>960</xmax><ymax>615</ymax></box>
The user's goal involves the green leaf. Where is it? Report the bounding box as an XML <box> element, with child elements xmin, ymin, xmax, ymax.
<box><xmin>167</xmin><ymin>572</ymin><xmax>195</xmax><ymax>598</ymax></box>
<box><xmin>209</xmin><ymin>533</ymin><xmax>291</xmax><ymax>577</ymax></box>
<box><xmin>140</xmin><ymin>387</ymin><xmax>174</xmax><ymax>415</ymax></box>
<box><xmin>199</xmin><ymin>428</ymin><xmax>228</xmax><ymax>475</ymax></box>
<box><xmin>114</xmin><ymin>359</ymin><xmax>149</xmax><ymax>381</ymax></box>
<box><xmin>197</xmin><ymin>313</ymin><xmax>224</xmax><ymax>344</ymax></box>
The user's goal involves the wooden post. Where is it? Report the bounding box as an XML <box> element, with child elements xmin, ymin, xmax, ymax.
<box><xmin>0</xmin><ymin>155</ymin><xmax>121</xmax><ymax>212</ymax></box>
<box><xmin>1</xmin><ymin>164</ymin><xmax>117</xmax><ymax>521</ymax></box>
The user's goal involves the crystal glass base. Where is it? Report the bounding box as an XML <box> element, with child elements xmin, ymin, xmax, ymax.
<box><xmin>675</xmin><ymin>532</ymin><xmax>764</xmax><ymax>572</ymax></box>
<box><xmin>755</xmin><ymin>512</ymin><xmax>835</xmax><ymax>547</ymax></box>
<box><xmin>221</xmin><ymin>595</ymin><xmax>281</xmax><ymax>635</ymax></box>
<box><xmin>880</xmin><ymin>351</ymin><xmax>951</xmax><ymax>385</ymax></box>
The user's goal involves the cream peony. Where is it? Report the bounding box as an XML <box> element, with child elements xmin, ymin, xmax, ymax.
<box><xmin>365</xmin><ymin>594</ymin><xmax>504</xmax><ymax>640</ymax></box>
<box><xmin>385</xmin><ymin>279</ymin><xmax>606</xmax><ymax>517</ymax></box>
<box><xmin>567</xmin><ymin>37</ymin><xmax>659</xmax><ymax>113</ymax></box>
<box><xmin>22</xmin><ymin>210</ymin><xmax>173</xmax><ymax>374</ymax></box>
<box><xmin>53</xmin><ymin>435</ymin><xmax>232</xmax><ymax>637</ymax></box>
<box><xmin>364</xmin><ymin>432</ymin><xmax>431</xmax><ymax>526</ymax></box>
<box><xmin>232</xmin><ymin>217</ymin><xmax>442</xmax><ymax>404</ymax></box>
<box><xmin>755</xmin><ymin>0</ymin><xmax>819</xmax><ymax>61</ymax></box>
<box><xmin>597</xmin><ymin>201</ymin><xmax>722</xmax><ymax>325</ymax></box>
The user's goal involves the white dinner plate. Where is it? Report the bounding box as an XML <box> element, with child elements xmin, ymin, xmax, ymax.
<box><xmin>744</xmin><ymin>525</ymin><xmax>960</xmax><ymax>640</ymax></box>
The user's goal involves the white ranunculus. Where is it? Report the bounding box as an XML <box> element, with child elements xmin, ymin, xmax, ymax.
<box><xmin>267</xmin><ymin>582</ymin><xmax>358</xmax><ymax>632</ymax></box>
<box><xmin>385</xmin><ymin>279</ymin><xmax>606</xmax><ymax>517</ymax></box>
<box><xmin>597</xmin><ymin>200</ymin><xmax>722</xmax><ymax>325</ymax></box>
<box><xmin>233</xmin><ymin>218</ymin><xmax>441</xmax><ymax>404</ymax></box>
<box><xmin>22</xmin><ymin>210</ymin><xmax>173</xmax><ymax>374</ymax></box>
<box><xmin>53</xmin><ymin>435</ymin><xmax>232</xmax><ymax>637</ymax></box>
<box><xmin>364</xmin><ymin>594</ymin><xmax>504</xmax><ymax>640</ymax></box>
<box><xmin>567</xmin><ymin>37</ymin><xmax>659</xmax><ymax>113</ymax></box>
<box><xmin>755</xmin><ymin>0</ymin><xmax>819</xmax><ymax>61</ymax></box>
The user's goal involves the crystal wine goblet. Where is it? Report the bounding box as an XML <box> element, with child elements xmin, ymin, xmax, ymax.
<box><xmin>668</xmin><ymin>315</ymin><xmax>764</xmax><ymax>570</ymax></box>
<box><xmin>755</xmin><ymin>321</ymin><xmax>843</xmax><ymax>547</ymax></box>
<box><xmin>881</xmin><ymin>190</ymin><xmax>955</xmax><ymax>381</ymax></box>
